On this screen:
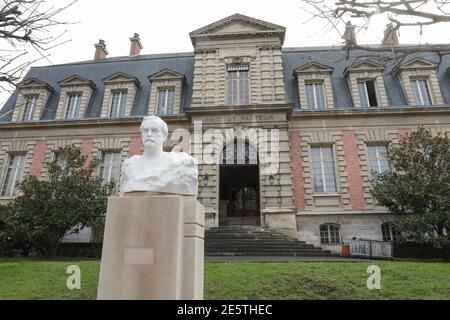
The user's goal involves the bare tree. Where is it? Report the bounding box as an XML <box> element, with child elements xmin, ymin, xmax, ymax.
<box><xmin>301</xmin><ymin>0</ymin><xmax>450</xmax><ymax>53</ymax></box>
<box><xmin>0</xmin><ymin>0</ymin><xmax>77</xmax><ymax>92</ymax></box>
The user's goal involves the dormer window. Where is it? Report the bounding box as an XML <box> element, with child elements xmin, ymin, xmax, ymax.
<box><xmin>22</xmin><ymin>96</ymin><xmax>37</xmax><ymax>122</ymax></box>
<box><xmin>294</xmin><ymin>61</ymin><xmax>334</xmax><ymax>110</ymax></box>
<box><xmin>65</xmin><ymin>93</ymin><xmax>82</xmax><ymax>120</ymax></box>
<box><xmin>102</xmin><ymin>72</ymin><xmax>139</xmax><ymax>119</ymax></box>
<box><xmin>12</xmin><ymin>78</ymin><xmax>53</xmax><ymax>122</ymax></box>
<box><xmin>397</xmin><ymin>58</ymin><xmax>444</xmax><ymax>106</ymax></box>
<box><xmin>305</xmin><ymin>81</ymin><xmax>325</xmax><ymax>110</ymax></box>
<box><xmin>345</xmin><ymin>60</ymin><xmax>387</xmax><ymax>108</ymax></box>
<box><xmin>411</xmin><ymin>78</ymin><xmax>432</xmax><ymax>106</ymax></box>
<box><xmin>157</xmin><ymin>88</ymin><xmax>175</xmax><ymax>116</ymax></box>
<box><xmin>227</xmin><ymin>64</ymin><xmax>250</xmax><ymax>106</ymax></box>
<box><xmin>57</xmin><ymin>74</ymin><xmax>95</xmax><ymax>120</ymax></box>
<box><xmin>148</xmin><ymin>68</ymin><xmax>185</xmax><ymax>116</ymax></box>
<box><xmin>358</xmin><ymin>80</ymin><xmax>378</xmax><ymax>107</ymax></box>
<box><xmin>110</xmin><ymin>91</ymin><xmax>128</xmax><ymax>118</ymax></box>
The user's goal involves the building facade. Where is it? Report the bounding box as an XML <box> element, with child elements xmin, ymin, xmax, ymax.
<box><xmin>1</xmin><ymin>14</ymin><xmax>450</xmax><ymax>253</ymax></box>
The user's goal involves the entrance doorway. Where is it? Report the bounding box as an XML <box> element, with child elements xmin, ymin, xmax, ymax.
<box><xmin>219</xmin><ymin>142</ymin><xmax>260</xmax><ymax>226</ymax></box>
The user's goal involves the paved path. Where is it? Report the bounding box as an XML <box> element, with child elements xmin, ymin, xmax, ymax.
<box><xmin>205</xmin><ymin>256</ymin><xmax>369</xmax><ymax>262</ymax></box>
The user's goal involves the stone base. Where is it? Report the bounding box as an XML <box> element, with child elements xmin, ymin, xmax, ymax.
<box><xmin>97</xmin><ymin>193</ymin><xmax>205</xmax><ymax>300</ymax></box>
<box><xmin>263</xmin><ymin>208</ymin><xmax>297</xmax><ymax>238</ymax></box>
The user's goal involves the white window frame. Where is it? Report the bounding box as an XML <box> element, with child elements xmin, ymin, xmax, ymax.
<box><xmin>99</xmin><ymin>151</ymin><xmax>122</xmax><ymax>194</ymax></box>
<box><xmin>110</xmin><ymin>91</ymin><xmax>128</xmax><ymax>118</ymax></box>
<box><xmin>305</xmin><ymin>81</ymin><xmax>325</xmax><ymax>109</ymax></box>
<box><xmin>320</xmin><ymin>224</ymin><xmax>341</xmax><ymax>245</ymax></box>
<box><xmin>411</xmin><ymin>78</ymin><xmax>432</xmax><ymax>105</ymax></box>
<box><xmin>357</xmin><ymin>79</ymin><xmax>378</xmax><ymax>108</ymax></box>
<box><xmin>22</xmin><ymin>96</ymin><xmax>37</xmax><ymax>122</ymax></box>
<box><xmin>311</xmin><ymin>146</ymin><xmax>337</xmax><ymax>193</ymax></box>
<box><xmin>367</xmin><ymin>145</ymin><xmax>391</xmax><ymax>174</ymax></box>
<box><xmin>1</xmin><ymin>153</ymin><xmax>27</xmax><ymax>197</ymax></box>
<box><xmin>65</xmin><ymin>93</ymin><xmax>82</xmax><ymax>120</ymax></box>
<box><xmin>227</xmin><ymin>64</ymin><xmax>250</xmax><ymax>106</ymax></box>
<box><xmin>156</xmin><ymin>88</ymin><xmax>175</xmax><ymax>116</ymax></box>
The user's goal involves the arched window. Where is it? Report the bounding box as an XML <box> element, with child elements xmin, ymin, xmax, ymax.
<box><xmin>221</xmin><ymin>140</ymin><xmax>258</xmax><ymax>165</ymax></box>
<box><xmin>320</xmin><ymin>224</ymin><xmax>341</xmax><ymax>245</ymax></box>
<box><xmin>381</xmin><ymin>222</ymin><xmax>395</xmax><ymax>242</ymax></box>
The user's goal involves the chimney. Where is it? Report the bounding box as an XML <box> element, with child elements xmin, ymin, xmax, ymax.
<box><xmin>94</xmin><ymin>39</ymin><xmax>109</xmax><ymax>60</ymax></box>
<box><xmin>129</xmin><ymin>33</ymin><xmax>143</xmax><ymax>56</ymax></box>
<box><xmin>382</xmin><ymin>23</ymin><xmax>399</xmax><ymax>46</ymax></box>
<box><xmin>342</xmin><ymin>21</ymin><xmax>357</xmax><ymax>46</ymax></box>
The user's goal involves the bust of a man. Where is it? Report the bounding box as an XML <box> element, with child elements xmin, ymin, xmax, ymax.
<box><xmin>120</xmin><ymin>116</ymin><xmax>198</xmax><ymax>196</ymax></box>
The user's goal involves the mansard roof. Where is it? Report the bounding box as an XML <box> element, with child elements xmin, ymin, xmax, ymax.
<box><xmin>0</xmin><ymin>52</ymin><xmax>195</xmax><ymax>122</ymax></box>
<box><xmin>189</xmin><ymin>13</ymin><xmax>286</xmax><ymax>46</ymax></box>
<box><xmin>1</xmin><ymin>45</ymin><xmax>450</xmax><ymax>123</ymax></box>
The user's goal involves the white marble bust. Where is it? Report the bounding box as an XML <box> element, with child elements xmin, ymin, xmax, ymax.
<box><xmin>120</xmin><ymin>116</ymin><xmax>198</xmax><ymax>196</ymax></box>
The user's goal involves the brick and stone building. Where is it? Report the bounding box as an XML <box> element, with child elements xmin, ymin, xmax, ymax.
<box><xmin>1</xmin><ymin>14</ymin><xmax>450</xmax><ymax>253</ymax></box>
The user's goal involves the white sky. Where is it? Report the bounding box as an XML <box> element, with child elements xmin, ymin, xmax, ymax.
<box><xmin>1</xmin><ymin>0</ymin><xmax>450</xmax><ymax>108</ymax></box>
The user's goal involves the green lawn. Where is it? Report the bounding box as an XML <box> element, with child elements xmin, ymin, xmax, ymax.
<box><xmin>0</xmin><ymin>259</ymin><xmax>448</xmax><ymax>300</ymax></box>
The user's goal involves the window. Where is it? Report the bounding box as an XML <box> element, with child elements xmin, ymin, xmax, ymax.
<box><xmin>110</xmin><ymin>91</ymin><xmax>127</xmax><ymax>118</ymax></box>
<box><xmin>367</xmin><ymin>145</ymin><xmax>391</xmax><ymax>174</ymax></box>
<box><xmin>65</xmin><ymin>93</ymin><xmax>82</xmax><ymax>119</ymax></box>
<box><xmin>99</xmin><ymin>152</ymin><xmax>122</xmax><ymax>194</ymax></box>
<box><xmin>305</xmin><ymin>82</ymin><xmax>325</xmax><ymax>109</ymax></box>
<box><xmin>320</xmin><ymin>224</ymin><xmax>341</xmax><ymax>244</ymax></box>
<box><xmin>311</xmin><ymin>146</ymin><xmax>337</xmax><ymax>193</ymax></box>
<box><xmin>358</xmin><ymin>80</ymin><xmax>378</xmax><ymax>107</ymax></box>
<box><xmin>22</xmin><ymin>96</ymin><xmax>37</xmax><ymax>122</ymax></box>
<box><xmin>381</xmin><ymin>223</ymin><xmax>394</xmax><ymax>242</ymax></box>
<box><xmin>157</xmin><ymin>89</ymin><xmax>175</xmax><ymax>116</ymax></box>
<box><xmin>411</xmin><ymin>79</ymin><xmax>432</xmax><ymax>105</ymax></box>
<box><xmin>227</xmin><ymin>64</ymin><xmax>250</xmax><ymax>106</ymax></box>
<box><xmin>1</xmin><ymin>154</ymin><xmax>26</xmax><ymax>197</ymax></box>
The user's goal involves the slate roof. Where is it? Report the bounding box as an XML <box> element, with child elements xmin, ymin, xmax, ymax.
<box><xmin>0</xmin><ymin>52</ymin><xmax>195</xmax><ymax>122</ymax></box>
<box><xmin>1</xmin><ymin>46</ymin><xmax>450</xmax><ymax>123</ymax></box>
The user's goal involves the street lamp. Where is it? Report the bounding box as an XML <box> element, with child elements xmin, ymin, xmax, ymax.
<box><xmin>268</xmin><ymin>175</ymin><xmax>275</xmax><ymax>185</ymax></box>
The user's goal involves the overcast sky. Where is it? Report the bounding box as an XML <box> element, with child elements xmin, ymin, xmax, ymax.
<box><xmin>1</xmin><ymin>0</ymin><xmax>450</xmax><ymax>108</ymax></box>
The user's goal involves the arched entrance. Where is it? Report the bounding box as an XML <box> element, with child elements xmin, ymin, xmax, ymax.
<box><xmin>219</xmin><ymin>140</ymin><xmax>261</xmax><ymax>226</ymax></box>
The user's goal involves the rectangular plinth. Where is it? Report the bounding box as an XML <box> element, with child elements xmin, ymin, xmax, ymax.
<box><xmin>97</xmin><ymin>194</ymin><xmax>205</xmax><ymax>300</ymax></box>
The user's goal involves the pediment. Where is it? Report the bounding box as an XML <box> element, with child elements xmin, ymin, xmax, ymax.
<box><xmin>102</xmin><ymin>72</ymin><xmax>139</xmax><ymax>86</ymax></box>
<box><xmin>398</xmin><ymin>57</ymin><xmax>437</xmax><ymax>70</ymax></box>
<box><xmin>18</xmin><ymin>78</ymin><xmax>54</xmax><ymax>92</ymax></box>
<box><xmin>58</xmin><ymin>74</ymin><xmax>95</xmax><ymax>88</ymax></box>
<box><xmin>148</xmin><ymin>68</ymin><xmax>185</xmax><ymax>81</ymax></box>
<box><xmin>294</xmin><ymin>61</ymin><xmax>333</xmax><ymax>75</ymax></box>
<box><xmin>345</xmin><ymin>60</ymin><xmax>385</xmax><ymax>74</ymax></box>
<box><xmin>190</xmin><ymin>13</ymin><xmax>286</xmax><ymax>45</ymax></box>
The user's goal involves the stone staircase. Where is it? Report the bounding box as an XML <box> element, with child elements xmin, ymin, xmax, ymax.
<box><xmin>205</xmin><ymin>226</ymin><xmax>332</xmax><ymax>257</ymax></box>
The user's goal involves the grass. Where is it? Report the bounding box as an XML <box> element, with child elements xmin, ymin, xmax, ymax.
<box><xmin>0</xmin><ymin>259</ymin><xmax>448</xmax><ymax>300</ymax></box>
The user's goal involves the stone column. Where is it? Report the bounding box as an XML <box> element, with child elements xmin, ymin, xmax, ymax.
<box><xmin>97</xmin><ymin>193</ymin><xmax>205</xmax><ymax>300</ymax></box>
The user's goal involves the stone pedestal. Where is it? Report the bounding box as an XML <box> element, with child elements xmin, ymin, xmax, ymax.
<box><xmin>263</xmin><ymin>208</ymin><xmax>298</xmax><ymax>238</ymax></box>
<box><xmin>97</xmin><ymin>193</ymin><xmax>205</xmax><ymax>300</ymax></box>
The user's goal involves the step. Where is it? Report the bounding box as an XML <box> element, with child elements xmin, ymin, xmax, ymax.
<box><xmin>205</xmin><ymin>252</ymin><xmax>331</xmax><ymax>257</ymax></box>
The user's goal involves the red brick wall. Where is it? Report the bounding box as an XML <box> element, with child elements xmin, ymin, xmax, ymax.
<box><xmin>30</xmin><ymin>140</ymin><xmax>47</xmax><ymax>178</ymax></box>
<box><xmin>342</xmin><ymin>131</ymin><xmax>366</xmax><ymax>210</ymax></box>
<box><xmin>81</xmin><ymin>138</ymin><xmax>94</xmax><ymax>164</ymax></box>
<box><xmin>289</xmin><ymin>132</ymin><xmax>305</xmax><ymax>211</ymax></box>
<box><xmin>128</xmin><ymin>137</ymin><xmax>143</xmax><ymax>157</ymax></box>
